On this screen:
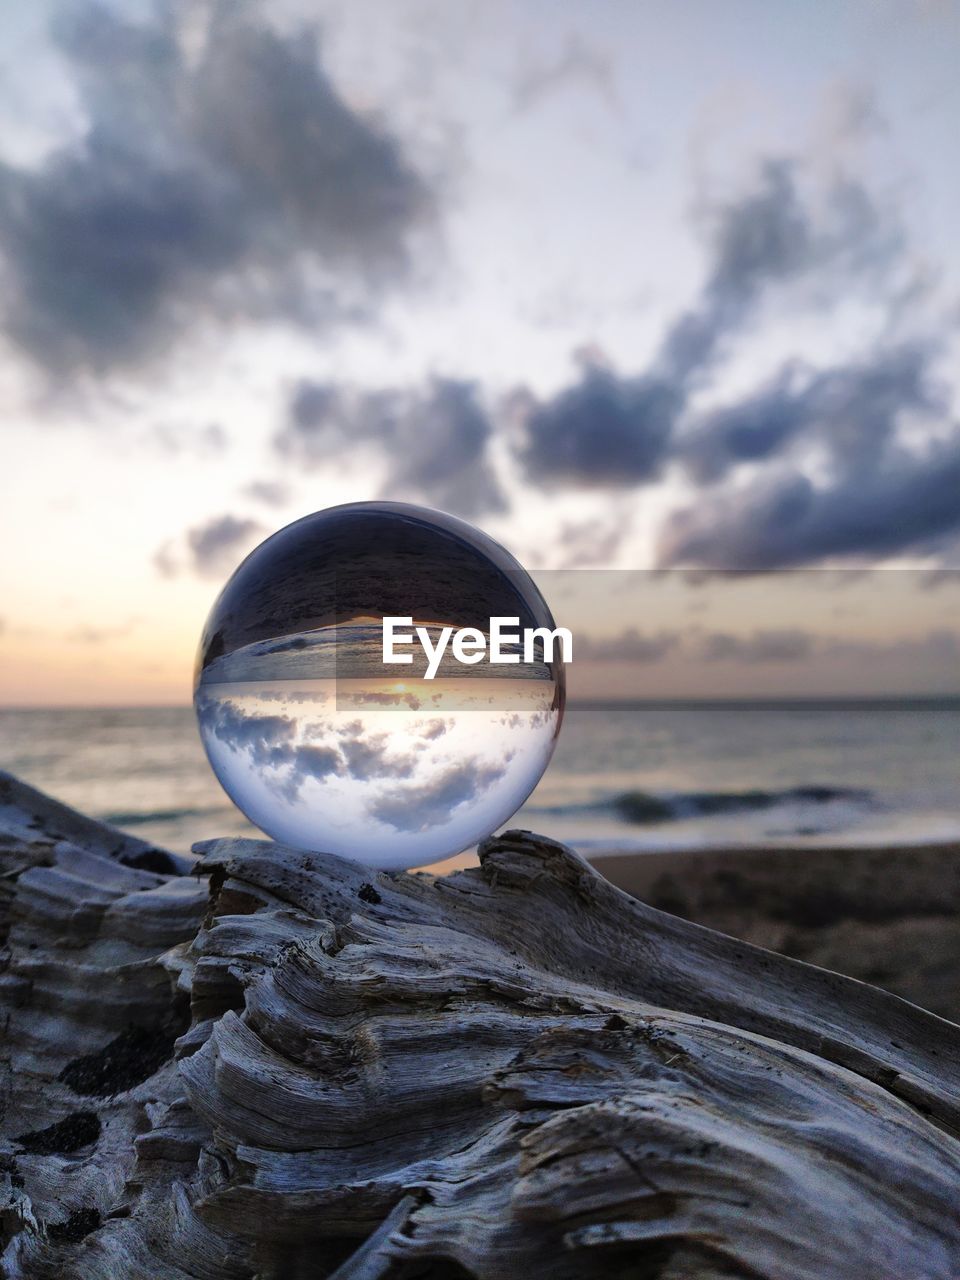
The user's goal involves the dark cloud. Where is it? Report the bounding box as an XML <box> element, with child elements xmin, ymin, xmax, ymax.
<box><xmin>577</xmin><ymin>628</ymin><xmax>680</xmax><ymax>663</ymax></box>
<box><xmin>383</xmin><ymin>379</ymin><xmax>504</xmax><ymax>516</ymax></box>
<box><xmin>198</xmin><ymin>699</ymin><xmax>298</xmax><ymax>765</ymax></box>
<box><xmin>353</xmin><ymin>690</ymin><xmax>423</xmax><ymax>710</ymax></box>
<box><xmin>196</xmin><ymin>698</ymin><xmax>341</xmax><ymax>802</ymax></box>
<box><xmin>337</xmin><ymin>722</ymin><xmax>417</xmax><ymax>782</ymax></box>
<box><xmin>659</xmin><ymin>431</ymin><xmax>960</xmax><ymax>568</ymax></box>
<box><xmin>0</xmin><ymin>5</ymin><xmax>431</xmax><ymax>376</ymax></box>
<box><xmin>821</xmin><ymin>628</ymin><xmax>959</xmax><ymax>662</ymax></box>
<box><xmin>661</xmin><ymin>161</ymin><xmax>899</xmax><ymax>381</ymax></box>
<box><xmin>514</xmin><ymin>161</ymin><xmax>902</xmax><ymax>490</ymax></box>
<box><xmin>281</xmin><ymin>744</ymin><xmax>344</xmax><ymax>795</ymax></box>
<box><xmin>156</xmin><ymin>514</ymin><xmax>264</xmax><ymax>579</ymax></box>
<box><xmin>368</xmin><ymin>759</ymin><xmax>506</xmax><ymax>833</ymax></box>
<box><xmin>695</xmin><ymin>628</ymin><xmax>815</xmax><ymax>663</ymax></box>
<box><xmin>661</xmin><ymin>324</ymin><xmax>951</xmax><ymax>571</ymax></box>
<box><xmin>243</xmin><ymin>479</ymin><xmax>291</xmax><ymax>507</ymax></box>
<box><xmin>288</xmin><ymin>381</ymin><xmax>340</xmax><ymax>433</ymax></box>
<box><xmin>632</xmin><ymin>174</ymin><xmax>957</xmax><ymax>570</ymax></box>
<box><xmin>187</xmin><ymin>514</ymin><xmax>264</xmax><ymax>577</ymax></box>
<box><xmin>516</xmin><ymin>365</ymin><xmax>678</xmax><ymax>487</ymax></box>
<box><xmin>680</xmin><ymin>341</ymin><xmax>943</xmax><ymax>484</ymax></box>
<box><xmin>196</xmin><ymin>699</ymin><xmax>425</xmax><ymax>804</ymax></box>
<box><xmin>569</xmin><ymin>623</ymin><xmax>960</xmax><ymax>668</ymax></box>
<box><xmin>275</xmin><ymin>376</ymin><xmax>504</xmax><ymax>516</ymax></box>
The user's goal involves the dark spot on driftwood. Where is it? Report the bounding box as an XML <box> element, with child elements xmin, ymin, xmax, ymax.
<box><xmin>120</xmin><ymin>848</ymin><xmax>180</xmax><ymax>875</ymax></box>
<box><xmin>265</xmin><ymin>1235</ymin><xmax>371</xmax><ymax>1275</ymax></box>
<box><xmin>358</xmin><ymin>882</ymin><xmax>382</xmax><ymax>904</ymax></box>
<box><xmin>422</xmin><ymin>1263</ymin><xmax>480</xmax><ymax>1279</ymax></box>
<box><xmin>59</xmin><ymin>1022</ymin><xmax>184</xmax><ymax>1097</ymax></box>
<box><xmin>16</xmin><ymin>1112</ymin><xmax>101</xmax><ymax>1155</ymax></box>
<box><xmin>47</xmin><ymin>1207</ymin><xmax>101</xmax><ymax>1244</ymax></box>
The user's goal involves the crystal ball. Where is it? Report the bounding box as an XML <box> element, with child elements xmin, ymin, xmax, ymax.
<box><xmin>194</xmin><ymin>502</ymin><xmax>565</xmax><ymax>869</ymax></box>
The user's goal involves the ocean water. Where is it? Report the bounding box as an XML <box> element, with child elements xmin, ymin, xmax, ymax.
<box><xmin>1</xmin><ymin>701</ymin><xmax>959</xmax><ymax>866</ymax></box>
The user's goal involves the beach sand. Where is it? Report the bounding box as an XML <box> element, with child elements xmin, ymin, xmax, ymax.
<box><xmin>592</xmin><ymin>841</ymin><xmax>960</xmax><ymax>1022</ymax></box>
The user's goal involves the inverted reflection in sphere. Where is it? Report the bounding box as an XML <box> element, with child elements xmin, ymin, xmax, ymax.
<box><xmin>194</xmin><ymin>502</ymin><xmax>565</xmax><ymax>869</ymax></box>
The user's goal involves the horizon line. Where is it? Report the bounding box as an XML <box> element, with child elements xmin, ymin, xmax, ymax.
<box><xmin>2</xmin><ymin>692</ymin><xmax>960</xmax><ymax>712</ymax></box>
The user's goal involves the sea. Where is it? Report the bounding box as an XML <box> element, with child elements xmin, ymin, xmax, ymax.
<box><xmin>2</xmin><ymin>700</ymin><xmax>959</xmax><ymax>865</ymax></box>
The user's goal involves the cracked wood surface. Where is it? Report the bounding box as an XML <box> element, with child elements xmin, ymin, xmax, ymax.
<box><xmin>1</xmin><ymin>768</ymin><xmax>959</xmax><ymax>1278</ymax></box>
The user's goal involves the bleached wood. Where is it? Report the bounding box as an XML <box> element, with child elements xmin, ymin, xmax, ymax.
<box><xmin>1</xmin><ymin>769</ymin><xmax>959</xmax><ymax>1278</ymax></box>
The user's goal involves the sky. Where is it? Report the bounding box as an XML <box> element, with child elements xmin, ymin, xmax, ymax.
<box><xmin>1</xmin><ymin>0</ymin><xmax>959</xmax><ymax>705</ymax></box>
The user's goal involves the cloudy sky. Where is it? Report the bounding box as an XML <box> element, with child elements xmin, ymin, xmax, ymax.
<box><xmin>1</xmin><ymin>0</ymin><xmax>959</xmax><ymax>704</ymax></box>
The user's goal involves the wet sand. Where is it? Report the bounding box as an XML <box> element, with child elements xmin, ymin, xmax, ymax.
<box><xmin>591</xmin><ymin>840</ymin><xmax>960</xmax><ymax>1022</ymax></box>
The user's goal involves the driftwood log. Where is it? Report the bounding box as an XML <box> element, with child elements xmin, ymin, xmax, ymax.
<box><xmin>1</xmin><ymin>767</ymin><xmax>959</xmax><ymax>1279</ymax></box>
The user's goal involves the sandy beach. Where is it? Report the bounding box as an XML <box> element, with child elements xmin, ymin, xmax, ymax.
<box><xmin>593</xmin><ymin>840</ymin><xmax>960</xmax><ymax>1021</ymax></box>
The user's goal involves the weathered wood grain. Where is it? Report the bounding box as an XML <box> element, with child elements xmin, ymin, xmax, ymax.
<box><xmin>1</xmin><ymin>769</ymin><xmax>959</xmax><ymax>1278</ymax></box>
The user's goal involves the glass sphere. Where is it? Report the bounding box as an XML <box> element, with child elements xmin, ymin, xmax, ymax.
<box><xmin>194</xmin><ymin>502</ymin><xmax>565</xmax><ymax>869</ymax></box>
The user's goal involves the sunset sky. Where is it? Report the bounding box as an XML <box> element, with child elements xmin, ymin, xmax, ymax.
<box><xmin>1</xmin><ymin>0</ymin><xmax>959</xmax><ymax>705</ymax></box>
